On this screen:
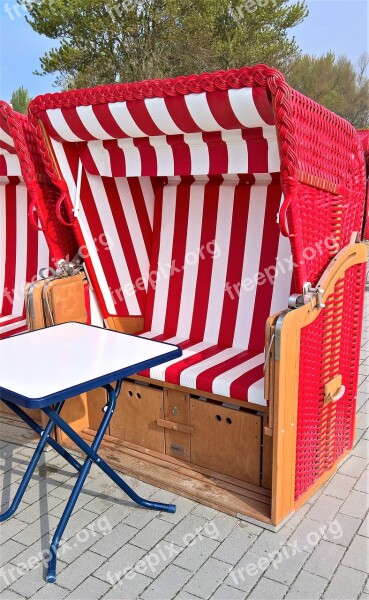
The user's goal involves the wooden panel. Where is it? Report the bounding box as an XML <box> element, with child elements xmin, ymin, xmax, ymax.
<box><xmin>164</xmin><ymin>388</ymin><xmax>191</xmax><ymax>461</ymax></box>
<box><xmin>190</xmin><ymin>400</ymin><xmax>262</xmax><ymax>486</ymax></box>
<box><xmin>64</xmin><ymin>430</ymin><xmax>272</xmax><ymax>524</ymax></box>
<box><xmin>57</xmin><ymin>393</ymin><xmax>89</xmax><ymax>444</ymax></box>
<box><xmin>0</xmin><ymin>403</ymin><xmax>41</xmax><ymax>421</ymax></box>
<box><xmin>106</xmin><ymin>316</ymin><xmax>144</xmax><ymax>334</ymax></box>
<box><xmin>87</xmin><ymin>388</ymin><xmax>107</xmax><ymax>432</ymax></box>
<box><xmin>110</xmin><ymin>381</ymin><xmax>165</xmax><ymax>453</ymax></box>
<box><xmin>261</xmin><ymin>417</ymin><xmax>273</xmax><ymax>490</ymax></box>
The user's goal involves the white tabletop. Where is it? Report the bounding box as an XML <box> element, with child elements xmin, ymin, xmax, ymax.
<box><xmin>0</xmin><ymin>323</ymin><xmax>180</xmax><ymax>407</ymax></box>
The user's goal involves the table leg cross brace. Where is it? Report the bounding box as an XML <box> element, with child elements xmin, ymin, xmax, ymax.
<box><xmin>0</xmin><ymin>380</ymin><xmax>176</xmax><ymax>584</ymax></box>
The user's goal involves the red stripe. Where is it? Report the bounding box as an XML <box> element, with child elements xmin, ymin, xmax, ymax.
<box><xmin>79</xmin><ymin>172</ymin><xmax>128</xmax><ymax>314</ymax></box>
<box><xmin>103</xmin><ymin>140</ymin><xmax>126</xmax><ymax>177</ymax></box>
<box><xmin>128</xmin><ymin>178</ymin><xmax>153</xmax><ymax>257</ymax></box>
<box><xmin>196</xmin><ymin>349</ymin><xmax>255</xmax><ymax>393</ymax></box>
<box><xmin>25</xmin><ymin>192</ymin><xmax>39</xmax><ymax>292</ymax></box>
<box><xmin>204</xmin><ymin>132</ymin><xmax>228</xmax><ymax>174</ymax></box>
<box><xmin>133</xmin><ymin>138</ymin><xmax>157</xmax><ymax>176</ymax></box>
<box><xmin>61</xmin><ymin>108</ymin><xmax>96</xmax><ymax>141</ymax></box>
<box><xmin>102</xmin><ymin>177</ymin><xmax>147</xmax><ymax>315</ymax></box>
<box><xmin>252</xmin><ymin>87</ymin><xmax>275</xmax><ymax>126</ymax></box>
<box><xmin>164</xmin><ymin>96</ymin><xmax>200</xmax><ymax>133</ymax></box>
<box><xmin>144</xmin><ymin>183</ymin><xmax>164</xmax><ymax>331</ymax></box>
<box><xmin>92</xmin><ymin>104</ymin><xmax>128</xmax><ymax>139</ymax></box>
<box><xmin>127</xmin><ymin>102</ymin><xmax>163</xmax><ymax>137</ymax></box>
<box><xmin>167</xmin><ymin>135</ymin><xmax>192</xmax><ymax>176</ymax></box>
<box><xmin>2</xmin><ymin>184</ymin><xmax>17</xmax><ymax>315</ymax></box>
<box><xmin>163</xmin><ymin>183</ymin><xmax>190</xmax><ymax>336</ymax></box>
<box><xmin>0</xmin><ymin>155</ymin><xmax>7</xmax><ymax>176</ymax></box>
<box><xmin>249</xmin><ymin>183</ymin><xmax>282</xmax><ymax>350</ymax></box>
<box><xmin>189</xmin><ymin>181</ymin><xmax>219</xmax><ymax>342</ymax></box>
<box><xmin>78</xmin><ymin>143</ymin><xmax>99</xmax><ymax>175</ymax></box>
<box><xmin>41</xmin><ymin>112</ymin><xmax>63</xmax><ymax>141</ymax></box>
<box><xmin>218</xmin><ymin>182</ymin><xmax>251</xmax><ymax>346</ymax></box>
<box><xmin>230</xmin><ymin>363</ymin><xmax>264</xmax><ymax>400</ymax></box>
<box><xmin>167</xmin><ymin>344</ymin><xmax>223</xmax><ymax>385</ymax></box>
<box><xmin>207</xmin><ymin>91</ymin><xmax>244</xmax><ymax>129</ymax></box>
<box><xmin>243</xmin><ymin>129</ymin><xmax>269</xmax><ymax>173</ymax></box>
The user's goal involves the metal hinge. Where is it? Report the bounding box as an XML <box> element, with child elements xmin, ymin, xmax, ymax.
<box><xmin>288</xmin><ymin>282</ymin><xmax>325</xmax><ymax>310</ymax></box>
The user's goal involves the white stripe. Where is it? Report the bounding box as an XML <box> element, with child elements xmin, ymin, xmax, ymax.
<box><xmin>140</xmin><ymin>177</ymin><xmax>155</xmax><ymax>228</ymax></box>
<box><xmin>0</xmin><ymin>318</ymin><xmax>26</xmax><ymax>335</ymax></box>
<box><xmin>117</xmin><ymin>138</ymin><xmax>142</xmax><ymax>176</ymax></box>
<box><xmin>76</xmin><ymin>106</ymin><xmax>114</xmax><ymax>140</ymax></box>
<box><xmin>270</xmin><ymin>228</ymin><xmax>293</xmax><ymax>315</ymax></box>
<box><xmin>185</xmin><ymin>92</ymin><xmax>221</xmax><ymax>131</ymax></box>
<box><xmin>184</xmin><ymin>133</ymin><xmax>209</xmax><ymax>174</ymax></box>
<box><xmin>4</xmin><ymin>154</ymin><xmax>22</xmax><ymax>177</ymax></box>
<box><xmin>150</xmin><ymin>339</ymin><xmax>209</xmax><ymax>381</ymax></box>
<box><xmin>86</xmin><ymin>142</ymin><xmax>112</xmax><ymax>177</ymax></box>
<box><xmin>115</xmin><ymin>178</ymin><xmax>152</xmax><ymax>289</ymax></box>
<box><xmin>228</xmin><ymin>87</ymin><xmax>270</xmax><ymax>128</ymax></box>
<box><xmin>247</xmin><ymin>378</ymin><xmax>267</xmax><ymax>406</ymax></box>
<box><xmin>176</xmin><ymin>184</ymin><xmax>205</xmax><ymax>338</ymax></box>
<box><xmin>262</xmin><ymin>128</ymin><xmax>281</xmax><ymax>173</ymax></box>
<box><xmin>203</xmin><ymin>184</ymin><xmax>234</xmax><ymax>344</ymax></box>
<box><xmin>50</xmin><ymin>140</ymin><xmax>116</xmax><ymax>315</ymax></box>
<box><xmin>12</xmin><ymin>184</ymin><xmax>28</xmax><ymax>317</ymax></box>
<box><xmin>88</xmin><ymin>286</ymin><xmax>105</xmax><ymax>327</ymax></box>
<box><xmin>180</xmin><ymin>347</ymin><xmax>240</xmax><ymax>389</ymax></box>
<box><xmin>149</xmin><ymin>136</ymin><xmax>174</xmax><ymax>176</ymax></box>
<box><xmin>87</xmin><ymin>174</ymin><xmax>141</xmax><ymax>315</ymax></box>
<box><xmin>211</xmin><ymin>353</ymin><xmax>264</xmax><ymax>397</ymax></box>
<box><xmin>37</xmin><ymin>229</ymin><xmax>50</xmax><ymax>274</ymax></box>
<box><xmin>150</xmin><ymin>186</ymin><xmax>176</xmax><ymax>334</ymax></box>
<box><xmin>222</xmin><ymin>130</ymin><xmax>248</xmax><ymax>173</ymax></box>
<box><xmin>233</xmin><ymin>182</ymin><xmax>269</xmax><ymax>349</ymax></box>
<box><xmin>0</xmin><ymin>185</ymin><xmax>6</xmax><ymax>307</ymax></box>
<box><xmin>109</xmin><ymin>102</ymin><xmax>146</xmax><ymax>138</ymax></box>
<box><xmin>0</xmin><ymin>126</ymin><xmax>14</xmax><ymax>148</ymax></box>
<box><xmin>144</xmin><ymin>98</ymin><xmax>184</xmax><ymax>135</ymax></box>
<box><xmin>46</xmin><ymin>109</ymin><xmax>83</xmax><ymax>142</ymax></box>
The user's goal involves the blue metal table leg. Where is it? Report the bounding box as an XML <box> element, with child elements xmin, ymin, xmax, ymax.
<box><xmin>0</xmin><ymin>400</ymin><xmax>82</xmax><ymax>472</ymax></box>
<box><xmin>0</xmin><ymin>402</ymin><xmax>64</xmax><ymax>523</ymax></box>
<box><xmin>43</xmin><ymin>382</ymin><xmax>176</xmax><ymax>583</ymax></box>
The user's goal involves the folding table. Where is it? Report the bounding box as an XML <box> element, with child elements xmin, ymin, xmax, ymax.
<box><xmin>0</xmin><ymin>322</ymin><xmax>181</xmax><ymax>583</ymax></box>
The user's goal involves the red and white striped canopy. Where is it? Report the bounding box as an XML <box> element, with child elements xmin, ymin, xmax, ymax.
<box><xmin>43</xmin><ymin>87</ymin><xmax>280</xmax><ymax>177</ymax></box>
<box><xmin>0</xmin><ymin>114</ymin><xmax>22</xmax><ymax>177</ymax></box>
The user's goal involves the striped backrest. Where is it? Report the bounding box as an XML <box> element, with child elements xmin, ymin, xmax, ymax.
<box><xmin>144</xmin><ymin>176</ymin><xmax>293</xmax><ymax>351</ymax></box>
<box><xmin>36</xmin><ymin>86</ymin><xmax>281</xmax><ymax>320</ymax></box>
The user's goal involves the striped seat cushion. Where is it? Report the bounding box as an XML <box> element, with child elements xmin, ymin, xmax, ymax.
<box><xmin>138</xmin><ymin>176</ymin><xmax>293</xmax><ymax>404</ymax></box>
<box><xmin>0</xmin><ymin>177</ymin><xmax>50</xmax><ymax>339</ymax></box>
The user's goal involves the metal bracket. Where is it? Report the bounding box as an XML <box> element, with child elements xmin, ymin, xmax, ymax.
<box><xmin>288</xmin><ymin>282</ymin><xmax>325</xmax><ymax>310</ymax></box>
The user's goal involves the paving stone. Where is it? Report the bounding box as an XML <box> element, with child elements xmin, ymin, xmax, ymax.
<box><xmin>30</xmin><ymin>583</ymin><xmax>69</xmax><ymax>599</ymax></box>
<box><xmin>56</xmin><ymin>550</ymin><xmax>106</xmax><ymax>591</ymax></box>
<box><xmin>174</xmin><ymin>535</ymin><xmax>219</xmax><ymax>572</ymax></box>
<box><xmin>355</xmin><ymin>469</ymin><xmax>369</xmax><ymax>493</ymax></box>
<box><xmin>0</xmin><ymin>590</ymin><xmax>23</xmax><ymax>599</ymax></box>
<box><xmin>324</xmin><ymin>513</ymin><xmax>361</xmax><ymax>546</ymax></box>
<box><xmin>340</xmin><ymin>491</ymin><xmax>369</xmax><ymax>520</ymax></box>
<box><xmin>352</xmin><ymin>438</ymin><xmax>369</xmax><ymax>460</ymax></box>
<box><xmin>264</xmin><ymin>547</ymin><xmax>308</xmax><ymax>586</ymax></box>
<box><xmin>130</xmin><ymin>517</ymin><xmax>174</xmax><ymax>551</ymax></box>
<box><xmin>211</xmin><ymin>584</ymin><xmax>247</xmax><ymax>599</ymax></box>
<box><xmin>307</xmin><ymin>495</ymin><xmax>343</xmax><ymax>523</ymax></box>
<box><xmin>103</xmin><ymin>572</ymin><xmax>152</xmax><ymax>600</ymax></box>
<box><xmin>0</xmin><ymin>518</ymin><xmax>27</xmax><ymax>544</ymax></box>
<box><xmin>8</xmin><ymin>559</ymin><xmax>51</xmax><ymax>599</ymax></box>
<box><xmin>191</xmin><ymin>504</ymin><xmax>219</xmax><ymax>520</ymax></box>
<box><xmin>91</xmin><ymin>523</ymin><xmax>138</xmax><ymax>557</ymax></box>
<box><xmin>142</xmin><ymin>564</ymin><xmax>192</xmax><ymax>599</ymax></box>
<box><xmin>66</xmin><ymin>575</ymin><xmax>111</xmax><ymax>600</ymax></box>
<box><xmin>165</xmin><ymin>514</ymin><xmax>209</xmax><ymax>547</ymax></box>
<box><xmin>201</xmin><ymin>513</ymin><xmax>238</xmax><ymax>542</ymax></box>
<box><xmin>247</xmin><ymin>577</ymin><xmax>288</xmax><ymax>599</ymax></box>
<box><xmin>304</xmin><ymin>540</ymin><xmax>345</xmax><ymax>579</ymax></box>
<box><xmin>183</xmin><ymin>558</ymin><xmax>231</xmax><ymax>599</ymax></box>
<box><xmin>341</xmin><ymin>535</ymin><xmax>369</xmax><ymax>572</ymax></box>
<box><xmin>212</xmin><ymin>525</ymin><xmax>257</xmax><ymax>565</ymax></box>
<box><xmin>285</xmin><ymin>570</ymin><xmax>328</xmax><ymax>599</ymax></box>
<box><xmin>16</xmin><ymin>494</ymin><xmax>62</xmax><ymax>524</ymax></box>
<box><xmin>0</xmin><ymin>539</ymin><xmax>26</xmax><ymax>564</ymax></box>
<box><xmin>339</xmin><ymin>455</ymin><xmax>368</xmax><ymax>478</ymax></box>
<box><xmin>324</xmin><ymin>473</ymin><xmax>356</xmax><ymax>499</ymax></box>
<box><xmin>226</xmin><ymin>550</ymin><xmax>265</xmax><ymax>593</ymax></box>
<box><xmin>159</xmin><ymin>497</ymin><xmax>197</xmax><ymax>525</ymax></box>
<box><xmin>123</xmin><ymin>507</ymin><xmax>160</xmax><ymax>530</ymax></box>
<box><xmin>358</xmin><ymin>513</ymin><xmax>369</xmax><ymax>537</ymax></box>
<box><xmin>323</xmin><ymin>565</ymin><xmax>367</xmax><ymax>599</ymax></box>
<box><xmin>251</xmin><ymin>529</ymin><xmax>291</xmax><ymax>556</ymax></box>
<box><xmin>94</xmin><ymin>543</ymin><xmax>146</xmax><ymax>583</ymax></box>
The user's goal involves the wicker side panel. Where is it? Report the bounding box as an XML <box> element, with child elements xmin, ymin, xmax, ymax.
<box><xmin>295</xmin><ymin>262</ymin><xmax>366</xmax><ymax>500</ymax></box>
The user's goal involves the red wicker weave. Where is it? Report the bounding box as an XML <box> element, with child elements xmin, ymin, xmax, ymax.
<box><xmin>0</xmin><ymin>101</ymin><xmax>78</xmax><ymax>263</ymax></box>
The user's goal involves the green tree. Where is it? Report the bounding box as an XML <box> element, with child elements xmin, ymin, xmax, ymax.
<box><xmin>25</xmin><ymin>0</ymin><xmax>307</xmax><ymax>88</ymax></box>
<box><xmin>10</xmin><ymin>86</ymin><xmax>33</xmax><ymax>114</ymax></box>
<box><xmin>288</xmin><ymin>52</ymin><xmax>369</xmax><ymax>128</ymax></box>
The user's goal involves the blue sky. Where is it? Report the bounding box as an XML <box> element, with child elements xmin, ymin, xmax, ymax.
<box><xmin>0</xmin><ymin>0</ymin><xmax>368</xmax><ymax>102</ymax></box>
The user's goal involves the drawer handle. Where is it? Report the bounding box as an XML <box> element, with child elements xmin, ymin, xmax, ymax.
<box><xmin>156</xmin><ymin>419</ymin><xmax>194</xmax><ymax>434</ymax></box>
